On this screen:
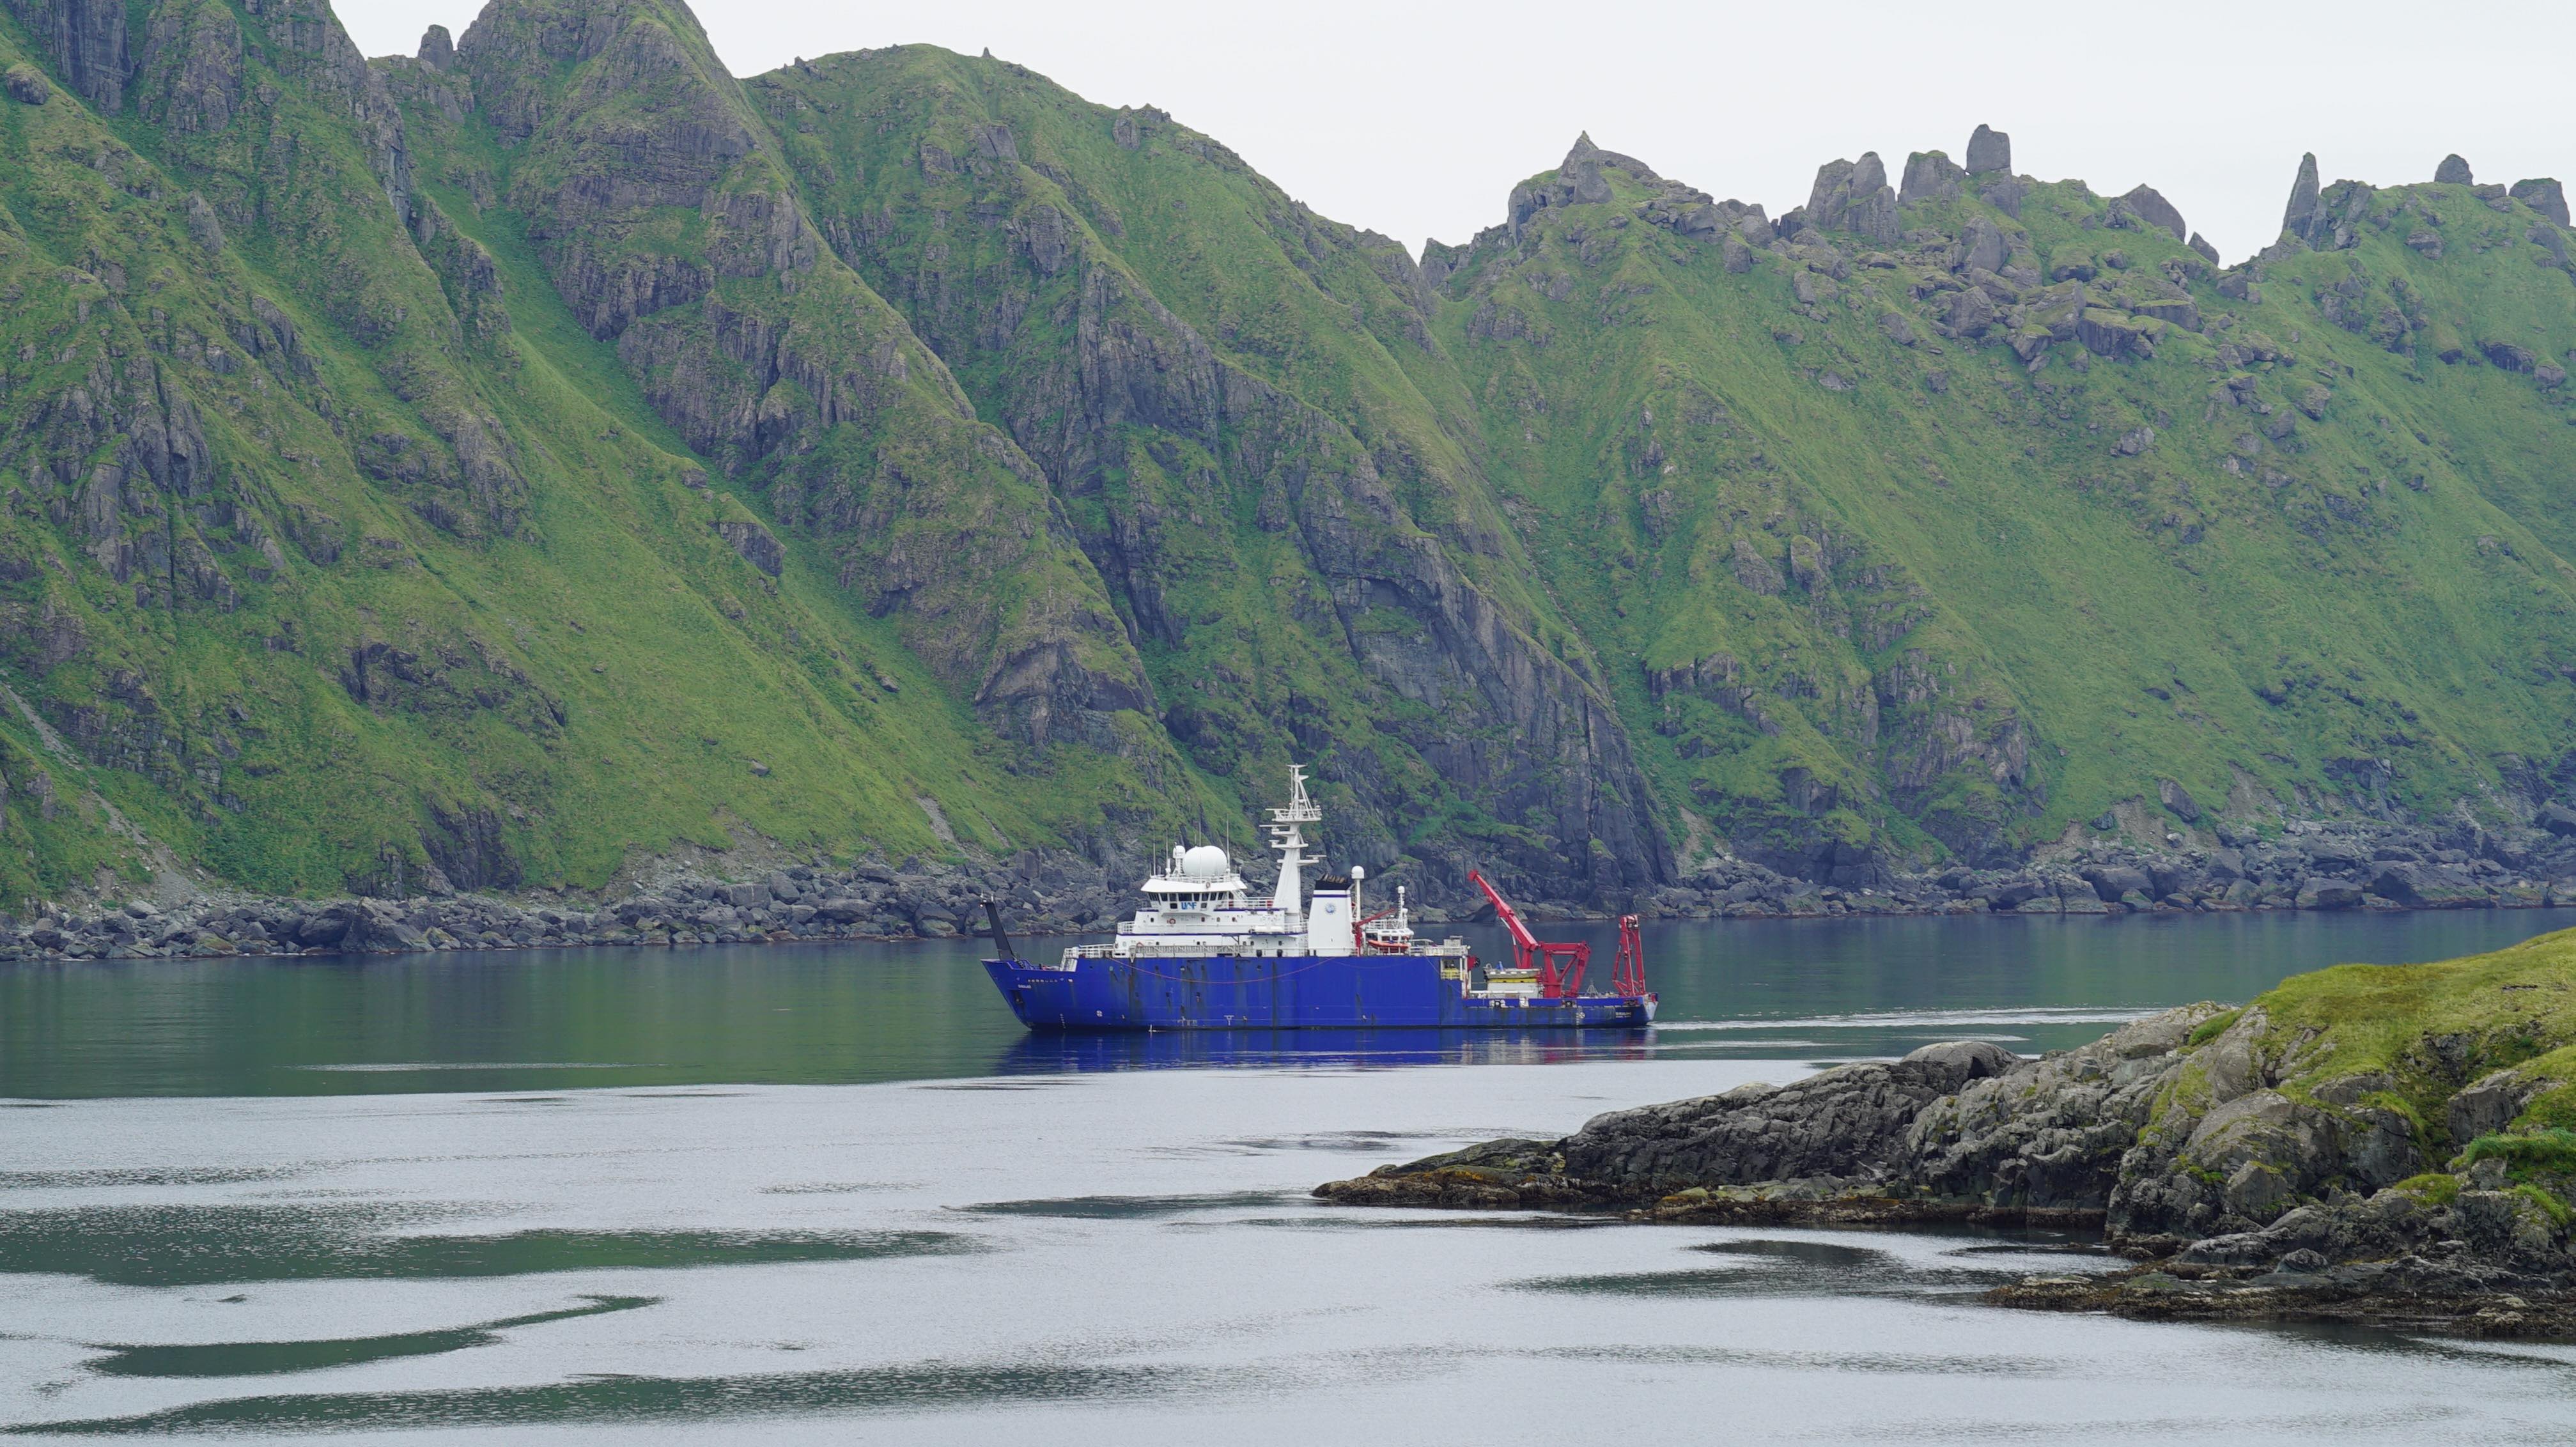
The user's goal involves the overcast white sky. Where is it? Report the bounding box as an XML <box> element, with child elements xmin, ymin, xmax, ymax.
<box><xmin>341</xmin><ymin>1</ymin><xmax>2573</xmax><ymax>264</ymax></box>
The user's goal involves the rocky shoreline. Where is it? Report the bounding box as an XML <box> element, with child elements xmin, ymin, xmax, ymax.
<box><xmin>1656</xmin><ymin>809</ymin><xmax>2576</xmax><ymax>919</ymax></box>
<box><xmin>0</xmin><ymin>850</ymin><xmax>1144</xmax><ymax>964</ymax></box>
<box><xmin>1316</xmin><ymin>932</ymin><xmax>2576</xmax><ymax>1338</ymax></box>
<box><xmin>3</xmin><ymin>809</ymin><xmax>2572</xmax><ymax>964</ymax></box>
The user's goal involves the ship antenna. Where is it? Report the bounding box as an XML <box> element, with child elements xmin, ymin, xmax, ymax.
<box><xmin>1268</xmin><ymin>763</ymin><xmax>1323</xmax><ymax>919</ymax></box>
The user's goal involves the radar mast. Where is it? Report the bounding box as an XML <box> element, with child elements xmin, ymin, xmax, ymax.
<box><xmin>1266</xmin><ymin>764</ymin><xmax>1323</xmax><ymax>920</ymax></box>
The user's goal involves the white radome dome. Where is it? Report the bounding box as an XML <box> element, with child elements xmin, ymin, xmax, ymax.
<box><xmin>1179</xmin><ymin>845</ymin><xmax>1232</xmax><ymax>880</ymax></box>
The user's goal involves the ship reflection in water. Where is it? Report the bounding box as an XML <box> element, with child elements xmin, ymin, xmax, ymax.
<box><xmin>996</xmin><ymin>1027</ymin><xmax>1664</xmax><ymax>1076</ymax></box>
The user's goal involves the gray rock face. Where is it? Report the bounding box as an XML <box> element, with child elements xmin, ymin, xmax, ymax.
<box><xmin>2282</xmin><ymin>153</ymin><xmax>2324</xmax><ymax>242</ymax></box>
<box><xmin>2188</xmin><ymin>231</ymin><xmax>2220</xmax><ymax>265</ymax></box>
<box><xmin>1806</xmin><ymin>153</ymin><xmax>1899</xmax><ymax>244</ymax></box>
<box><xmin>2513</xmin><ymin>178</ymin><xmax>2570</xmax><ymax>228</ymax></box>
<box><xmin>1556</xmin><ymin>1040</ymin><xmax>2020</xmax><ymax>1198</ymax></box>
<box><xmin>1965</xmin><ymin>123</ymin><xmax>2012</xmax><ymax>176</ymax></box>
<box><xmin>2435</xmin><ymin>153</ymin><xmax>2474</xmax><ymax>185</ymax></box>
<box><xmin>418</xmin><ymin>24</ymin><xmax>454</xmax><ymax>70</ymax></box>
<box><xmin>2166</xmin><ymin>1185</ymin><xmax>2573</xmax><ymax>1296</ymax></box>
<box><xmin>1319</xmin><ymin>1018</ymin><xmax>2213</xmax><ymax>1216</ymax></box>
<box><xmin>1946</xmin><ymin>285</ymin><xmax>1997</xmax><ymax>337</ymax></box>
<box><xmin>711</xmin><ymin>519</ymin><xmax>784</xmax><ymax>576</ymax></box>
<box><xmin>2105</xmin><ymin>1009</ymin><xmax>2449</xmax><ymax>1251</ymax></box>
<box><xmin>183</xmin><ymin>192</ymin><xmax>225</xmax><ymax>253</ymax></box>
<box><xmin>3</xmin><ymin>61</ymin><xmax>49</xmax><ymax>105</ymax></box>
<box><xmin>2158</xmin><ymin>777</ymin><xmax>2201</xmax><ymax>821</ymax></box>
<box><xmin>4</xmin><ymin>0</ymin><xmax>126</xmax><ymax>111</ymax></box>
<box><xmin>1899</xmin><ymin>150</ymin><xmax>1965</xmax><ymax>205</ymax></box>
<box><xmin>1503</xmin><ymin>133</ymin><xmax>1657</xmax><ymax>237</ymax></box>
<box><xmin>1957</xmin><ymin>214</ymin><xmax>2008</xmax><ymax>274</ymax></box>
<box><xmin>2119</xmin><ymin>185</ymin><xmax>2187</xmax><ymax>242</ymax></box>
<box><xmin>2449</xmin><ymin>1069</ymin><xmax>2536</xmax><ymax>1143</ymax></box>
<box><xmin>1323</xmin><ymin>994</ymin><xmax>2576</xmax><ymax>1327</ymax></box>
<box><xmin>1909</xmin><ymin>1011</ymin><xmax>2207</xmax><ymax>1209</ymax></box>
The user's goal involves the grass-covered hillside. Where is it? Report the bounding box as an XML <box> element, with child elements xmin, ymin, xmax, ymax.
<box><xmin>1432</xmin><ymin>139</ymin><xmax>2576</xmax><ymax>878</ymax></box>
<box><xmin>2108</xmin><ymin>924</ymin><xmax>2576</xmax><ymax>1246</ymax></box>
<box><xmin>0</xmin><ymin>0</ymin><xmax>1207</xmax><ymax>913</ymax></box>
<box><xmin>0</xmin><ymin>0</ymin><xmax>2570</xmax><ymax>913</ymax></box>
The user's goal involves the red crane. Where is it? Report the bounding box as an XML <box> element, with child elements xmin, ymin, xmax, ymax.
<box><xmin>1611</xmin><ymin>913</ymin><xmax>1647</xmax><ymax>997</ymax></box>
<box><xmin>1467</xmin><ymin>871</ymin><xmax>1650</xmax><ymax>1000</ymax></box>
<box><xmin>1469</xmin><ymin>869</ymin><xmax>1591</xmax><ymax>998</ymax></box>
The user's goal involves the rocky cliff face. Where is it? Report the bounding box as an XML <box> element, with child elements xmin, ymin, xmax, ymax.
<box><xmin>0</xmin><ymin>0</ymin><xmax>2572</xmax><ymax>917</ymax></box>
<box><xmin>754</xmin><ymin>52</ymin><xmax>1669</xmax><ymax>901</ymax></box>
<box><xmin>447</xmin><ymin>3</ymin><xmax>1160</xmax><ymax>759</ymax></box>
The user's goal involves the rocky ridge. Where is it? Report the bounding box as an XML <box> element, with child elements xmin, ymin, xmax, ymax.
<box><xmin>1317</xmin><ymin>927</ymin><xmax>2576</xmax><ymax>1336</ymax></box>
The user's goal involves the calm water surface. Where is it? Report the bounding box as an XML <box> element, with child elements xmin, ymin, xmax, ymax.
<box><xmin>6</xmin><ymin>911</ymin><xmax>2576</xmax><ymax>1441</ymax></box>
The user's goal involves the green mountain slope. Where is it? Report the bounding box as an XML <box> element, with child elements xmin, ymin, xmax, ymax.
<box><xmin>0</xmin><ymin>0</ymin><xmax>1200</xmax><ymax>912</ymax></box>
<box><xmin>747</xmin><ymin>46</ymin><xmax>1666</xmax><ymax>897</ymax></box>
<box><xmin>1429</xmin><ymin>138</ymin><xmax>2576</xmax><ymax>879</ymax></box>
<box><xmin>0</xmin><ymin>0</ymin><xmax>2570</xmax><ymax>917</ymax></box>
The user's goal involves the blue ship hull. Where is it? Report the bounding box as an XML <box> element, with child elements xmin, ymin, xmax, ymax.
<box><xmin>982</xmin><ymin>954</ymin><xmax>1656</xmax><ymax>1032</ymax></box>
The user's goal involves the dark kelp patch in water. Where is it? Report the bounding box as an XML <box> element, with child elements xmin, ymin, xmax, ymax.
<box><xmin>0</xmin><ymin>1205</ymin><xmax>978</xmax><ymax>1285</ymax></box>
<box><xmin>1216</xmin><ymin>1131</ymin><xmax>1446</xmax><ymax>1154</ymax></box>
<box><xmin>1529</xmin><ymin>1343</ymin><xmax>2063</xmax><ymax>1376</ymax></box>
<box><xmin>954</xmin><ymin>1192</ymin><xmax>1301</xmax><ymax>1220</ymax></box>
<box><xmin>1507</xmin><ymin>1266</ymin><xmax>1780</xmax><ymax>1298</ymax></box>
<box><xmin>0</xmin><ymin>1168</ymin><xmax>304</xmax><ymax>1191</ymax></box>
<box><xmin>1230</xmin><ymin>1212</ymin><xmax>1623</xmax><ymax>1232</ymax></box>
<box><xmin>1694</xmin><ymin>1237</ymin><xmax>1888</xmax><ymax>1268</ymax></box>
<box><xmin>4</xmin><ymin>1361</ymin><xmax>1207</xmax><ymax>1435</ymax></box>
<box><xmin>84</xmin><ymin>1296</ymin><xmax>656</xmax><ymax>1377</ymax></box>
<box><xmin>1510</xmin><ymin>1236</ymin><xmax>2104</xmax><ymax>1301</ymax></box>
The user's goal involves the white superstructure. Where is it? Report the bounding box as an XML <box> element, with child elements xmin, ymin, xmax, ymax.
<box><xmin>1060</xmin><ymin>766</ymin><xmax>1471</xmax><ymax>969</ymax></box>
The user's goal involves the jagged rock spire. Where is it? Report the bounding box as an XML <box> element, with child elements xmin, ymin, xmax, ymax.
<box><xmin>1808</xmin><ymin>153</ymin><xmax>1898</xmax><ymax>244</ymax></box>
<box><xmin>2119</xmin><ymin>185</ymin><xmax>2187</xmax><ymax>243</ymax></box>
<box><xmin>2282</xmin><ymin>153</ymin><xmax>2322</xmax><ymax>239</ymax></box>
<box><xmin>2513</xmin><ymin>179</ymin><xmax>2570</xmax><ymax>227</ymax></box>
<box><xmin>1965</xmin><ymin>124</ymin><xmax>2011</xmax><ymax>176</ymax></box>
<box><xmin>1900</xmin><ymin>150</ymin><xmax>1965</xmax><ymax>205</ymax></box>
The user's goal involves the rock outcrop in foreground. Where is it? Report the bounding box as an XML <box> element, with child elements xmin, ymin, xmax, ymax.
<box><xmin>1319</xmin><ymin>927</ymin><xmax>2576</xmax><ymax>1336</ymax></box>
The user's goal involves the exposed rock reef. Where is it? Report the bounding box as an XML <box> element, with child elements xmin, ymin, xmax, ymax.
<box><xmin>0</xmin><ymin>0</ymin><xmax>2574</xmax><ymax>936</ymax></box>
<box><xmin>1319</xmin><ymin>927</ymin><xmax>2576</xmax><ymax>1336</ymax></box>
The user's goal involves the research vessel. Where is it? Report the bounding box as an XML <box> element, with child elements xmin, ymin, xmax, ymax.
<box><xmin>980</xmin><ymin>767</ymin><xmax>1656</xmax><ymax>1032</ymax></box>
